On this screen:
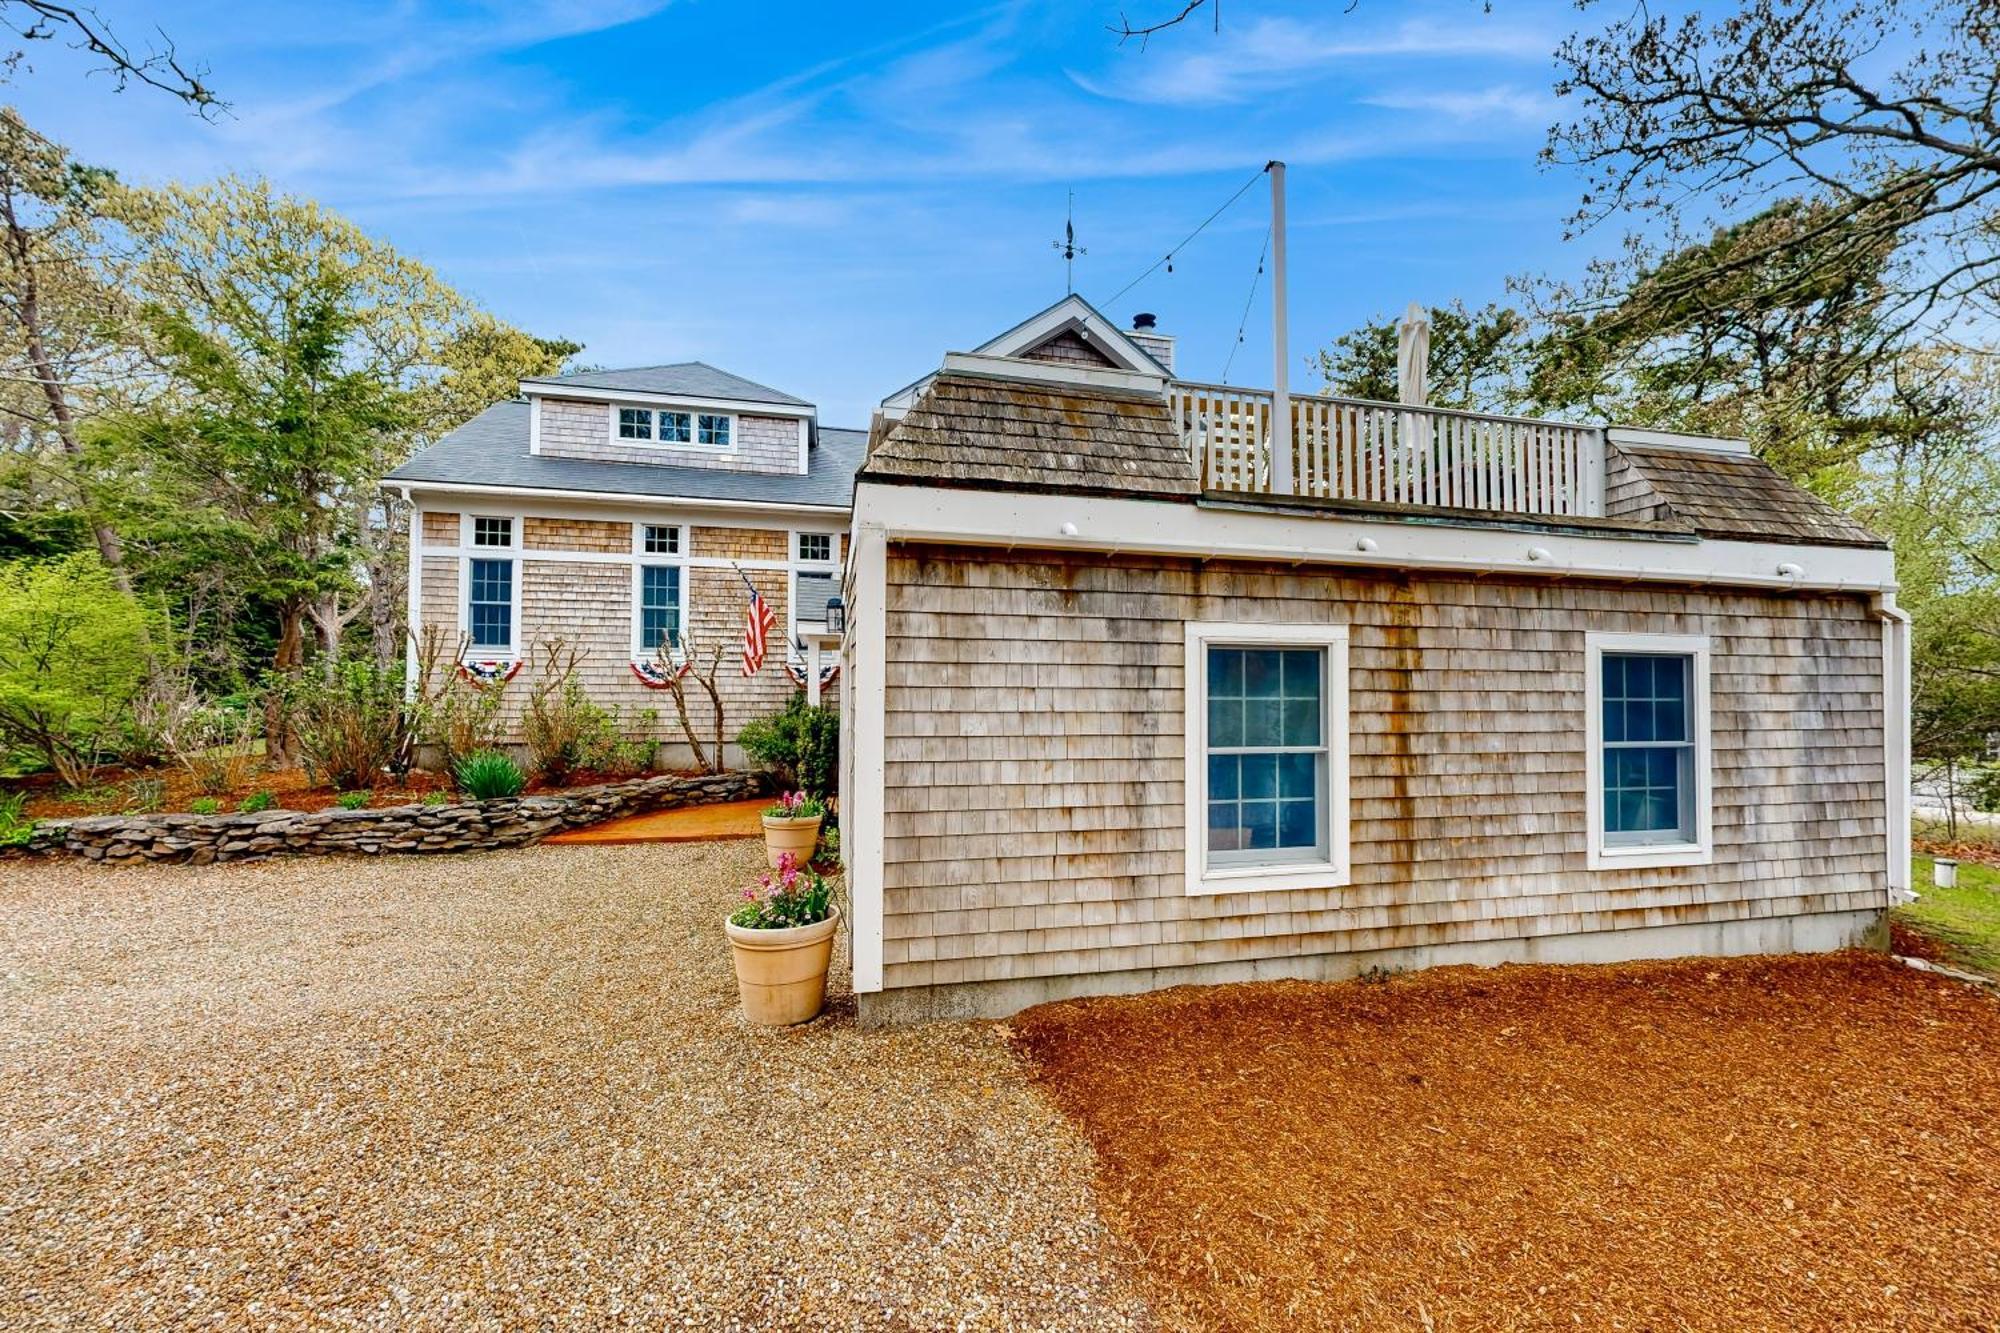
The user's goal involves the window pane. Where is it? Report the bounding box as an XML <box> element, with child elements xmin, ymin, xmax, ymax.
<box><xmin>1208</xmin><ymin>696</ymin><xmax>1242</xmax><ymax>748</ymax></box>
<box><xmin>468</xmin><ymin>557</ymin><xmax>512</xmax><ymax>648</ymax></box>
<box><xmin>1278</xmin><ymin>751</ymin><xmax>1316</xmax><ymax>799</ymax></box>
<box><xmin>1208</xmin><ymin>647</ymin><xmax>1243</xmax><ymax>697</ymax></box>
<box><xmin>1243</xmin><ymin>696</ymin><xmax>1284</xmax><ymax>747</ymax></box>
<box><xmin>1241</xmin><ymin>800</ymin><xmax>1277</xmax><ymax>849</ymax></box>
<box><xmin>659</xmin><ymin>411</ymin><xmax>691</xmax><ymax>443</ymax></box>
<box><xmin>1243</xmin><ymin>649</ymin><xmax>1282</xmax><ymax>698</ymax></box>
<box><xmin>1282</xmin><ymin>699</ymin><xmax>1318</xmax><ymax>746</ymax></box>
<box><xmin>1623</xmin><ymin>699</ymin><xmax>1655</xmax><ymax>743</ymax></box>
<box><xmin>1281</xmin><ymin>650</ymin><xmax>1320</xmax><ymax>700</ymax></box>
<box><xmin>1279</xmin><ymin>798</ymin><xmax>1317</xmax><ymax>849</ymax></box>
<box><xmin>1208</xmin><ymin>801</ymin><xmax>1240</xmax><ymax>850</ymax></box>
<box><xmin>618</xmin><ymin>407</ymin><xmax>652</xmax><ymax>440</ymax></box>
<box><xmin>1655</xmin><ymin>695</ymin><xmax>1686</xmax><ymax>744</ymax></box>
<box><xmin>1240</xmin><ymin>753</ymin><xmax>1277</xmax><ymax>800</ymax></box>
<box><xmin>1208</xmin><ymin>754</ymin><xmax>1238</xmax><ymax>800</ymax></box>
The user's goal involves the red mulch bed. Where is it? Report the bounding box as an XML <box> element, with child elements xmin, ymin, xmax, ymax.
<box><xmin>9</xmin><ymin>763</ymin><xmax>690</xmax><ymax>820</ymax></box>
<box><xmin>1011</xmin><ymin>953</ymin><xmax>2000</xmax><ymax>1331</ymax></box>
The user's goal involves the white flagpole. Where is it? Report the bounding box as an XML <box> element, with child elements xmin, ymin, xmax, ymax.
<box><xmin>1268</xmin><ymin>160</ymin><xmax>1291</xmax><ymax>495</ymax></box>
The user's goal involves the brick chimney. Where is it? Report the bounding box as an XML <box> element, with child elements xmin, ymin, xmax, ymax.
<box><xmin>1128</xmin><ymin>312</ymin><xmax>1175</xmax><ymax>374</ymax></box>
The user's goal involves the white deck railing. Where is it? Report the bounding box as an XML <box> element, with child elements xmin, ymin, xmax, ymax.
<box><xmin>1171</xmin><ymin>381</ymin><xmax>1606</xmax><ymax>519</ymax></box>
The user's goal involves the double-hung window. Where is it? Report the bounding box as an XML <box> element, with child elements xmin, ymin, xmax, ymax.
<box><xmin>465</xmin><ymin>516</ymin><xmax>515</xmax><ymax>654</ymax></box>
<box><xmin>1585</xmin><ymin>632</ymin><xmax>1712</xmax><ymax>868</ymax></box>
<box><xmin>633</xmin><ymin>523</ymin><xmax>685</xmax><ymax>656</ymax></box>
<box><xmin>1184</xmin><ymin>622</ymin><xmax>1349</xmax><ymax>895</ymax></box>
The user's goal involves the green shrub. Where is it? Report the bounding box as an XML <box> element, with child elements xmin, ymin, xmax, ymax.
<box><xmin>1968</xmin><ymin>767</ymin><xmax>2000</xmax><ymax>815</ymax></box>
<box><xmin>739</xmin><ymin>693</ymin><xmax>839</xmax><ymax>797</ymax></box>
<box><xmin>237</xmin><ymin>790</ymin><xmax>276</xmax><ymax>813</ymax></box>
<box><xmin>280</xmin><ymin>660</ymin><xmax>409</xmax><ymax>792</ymax></box>
<box><xmin>166</xmin><ymin>697</ymin><xmax>262</xmax><ymax>795</ymax></box>
<box><xmin>335</xmin><ymin>790</ymin><xmax>370</xmax><ymax>810</ymax></box>
<box><xmin>189</xmin><ymin>796</ymin><xmax>221</xmax><ymax>816</ymax></box>
<box><xmin>524</xmin><ymin>679</ymin><xmax>614</xmax><ymax>784</ymax></box>
<box><xmin>0</xmin><ymin>791</ymin><xmax>33</xmax><ymax>847</ymax></box>
<box><xmin>0</xmin><ymin>553</ymin><xmax>151</xmax><ymax>786</ymax></box>
<box><xmin>455</xmin><ymin>749</ymin><xmax>525</xmax><ymax>800</ymax></box>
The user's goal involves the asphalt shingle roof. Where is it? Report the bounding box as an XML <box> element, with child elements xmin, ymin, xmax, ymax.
<box><xmin>524</xmin><ymin>362</ymin><xmax>811</xmax><ymax>407</ymax></box>
<box><xmin>387</xmin><ymin>401</ymin><xmax>863</xmax><ymax>509</ymax></box>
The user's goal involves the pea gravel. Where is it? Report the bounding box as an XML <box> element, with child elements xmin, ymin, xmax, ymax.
<box><xmin>0</xmin><ymin>843</ymin><xmax>1154</xmax><ymax>1329</ymax></box>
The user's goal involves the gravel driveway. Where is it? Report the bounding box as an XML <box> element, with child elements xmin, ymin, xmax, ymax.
<box><xmin>0</xmin><ymin>842</ymin><xmax>1151</xmax><ymax>1329</ymax></box>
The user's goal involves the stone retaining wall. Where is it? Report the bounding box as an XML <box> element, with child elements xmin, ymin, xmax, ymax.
<box><xmin>16</xmin><ymin>771</ymin><xmax>767</xmax><ymax>865</ymax></box>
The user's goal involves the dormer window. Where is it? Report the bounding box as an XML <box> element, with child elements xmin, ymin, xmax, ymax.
<box><xmin>612</xmin><ymin>404</ymin><xmax>733</xmax><ymax>450</ymax></box>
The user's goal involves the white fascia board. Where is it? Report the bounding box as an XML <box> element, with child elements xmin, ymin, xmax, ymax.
<box><xmin>393</xmin><ymin>478</ymin><xmax>852</xmax><ymax>518</ymax></box>
<box><xmin>940</xmin><ymin>352</ymin><xmax>1166</xmax><ymax>396</ymax></box>
<box><xmin>520</xmin><ymin>382</ymin><xmax>816</xmax><ymax>419</ymax></box>
<box><xmin>852</xmin><ymin>482</ymin><xmax>1899</xmax><ymax>594</ymax></box>
<box><xmin>972</xmin><ymin>293</ymin><xmax>1166</xmax><ymax>374</ymax></box>
<box><xmin>1606</xmin><ymin>426</ymin><xmax>1754</xmax><ymax>458</ymax></box>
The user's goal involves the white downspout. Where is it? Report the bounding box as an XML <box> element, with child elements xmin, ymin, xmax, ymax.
<box><xmin>1874</xmin><ymin>593</ymin><xmax>1913</xmax><ymax>905</ymax></box>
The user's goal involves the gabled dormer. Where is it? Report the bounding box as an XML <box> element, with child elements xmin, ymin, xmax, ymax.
<box><xmin>878</xmin><ymin>295</ymin><xmax>1175</xmax><ymax>421</ymax></box>
<box><xmin>522</xmin><ymin>362</ymin><xmax>817</xmax><ymax>475</ymax></box>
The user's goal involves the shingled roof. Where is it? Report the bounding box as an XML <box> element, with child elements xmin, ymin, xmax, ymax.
<box><xmin>1608</xmin><ymin>444</ymin><xmax>1886</xmax><ymax>549</ymax></box>
<box><xmin>860</xmin><ymin>372</ymin><xmax>1196</xmax><ymax>498</ymax></box>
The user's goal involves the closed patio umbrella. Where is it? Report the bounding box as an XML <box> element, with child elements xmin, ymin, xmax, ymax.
<box><xmin>1396</xmin><ymin>302</ymin><xmax>1431</xmax><ymax>485</ymax></box>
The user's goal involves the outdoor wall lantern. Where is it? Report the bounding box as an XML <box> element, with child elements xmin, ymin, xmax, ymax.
<box><xmin>825</xmin><ymin>597</ymin><xmax>846</xmax><ymax>634</ymax></box>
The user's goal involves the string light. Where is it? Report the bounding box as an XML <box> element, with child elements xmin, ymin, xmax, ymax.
<box><xmin>1100</xmin><ymin>166</ymin><xmax>1266</xmax><ymax>307</ymax></box>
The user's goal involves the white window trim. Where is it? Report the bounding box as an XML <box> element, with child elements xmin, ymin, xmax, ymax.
<box><xmin>630</xmin><ymin>522</ymin><xmax>690</xmax><ymax>658</ymax></box>
<box><xmin>610</xmin><ymin>403</ymin><xmax>736</xmax><ymax>453</ymax></box>
<box><xmin>1584</xmin><ymin>631</ymin><xmax>1714</xmax><ymax>870</ymax></box>
<box><xmin>458</xmin><ymin>511</ymin><xmax>522</xmax><ymax>659</ymax></box>
<box><xmin>1183</xmin><ymin>621</ymin><xmax>1351</xmax><ymax>896</ymax></box>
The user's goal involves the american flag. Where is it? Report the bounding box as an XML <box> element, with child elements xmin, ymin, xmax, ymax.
<box><xmin>741</xmin><ymin>586</ymin><xmax>777</xmax><ymax>676</ymax></box>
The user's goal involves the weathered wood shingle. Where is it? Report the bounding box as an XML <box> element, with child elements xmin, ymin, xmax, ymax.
<box><xmin>861</xmin><ymin>373</ymin><xmax>1197</xmax><ymax>498</ymax></box>
<box><xmin>1608</xmin><ymin>445</ymin><xmax>1885</xmax><ymax>548</ymax></box>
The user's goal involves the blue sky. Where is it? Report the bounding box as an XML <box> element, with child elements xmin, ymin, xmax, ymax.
<box><xmin>9</xmin><ymin>0</ymin><xmax>1595</xmax><ymax>427</ymax></box>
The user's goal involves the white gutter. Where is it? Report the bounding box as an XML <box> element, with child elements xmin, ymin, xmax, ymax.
<box><xmin>392</xmin><ymin>478</ymin><xmax>852</xmax><ymax>517</ymax></box>
<box><xmin>853</xmin><ymin>482</ymin><xmax>1899</xmax><ymax>596</ymax></box>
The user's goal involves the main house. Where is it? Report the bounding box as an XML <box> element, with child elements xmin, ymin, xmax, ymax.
<box><xmin>391</xmin><ymin>294</ymin><xmax>1910</xmax><ymax>1026</ymax></box>
<box><xmin>386</xmin><ymin>364</ymin><xmax>861</xmax><ymax>765</ymax></box>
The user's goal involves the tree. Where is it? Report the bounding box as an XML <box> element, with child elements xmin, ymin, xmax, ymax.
<box><xmin>0</xmin><ymin>109</ymin><xmax>139</xmax><ymax>587</ymax></box>
<box><xmin>1548</xmin><ymin>0</ymin><xmax>2000</xmax><ymax>342</ymax></box>
<box><xmin>1315</xmin><ymin>301</ymin><xmax>1532</xmax><ymax>414</ymax></box>
<box><xmin>100</xmin><ymin>177</ymin><xmax>573</xmax><ymax>741</ymax></box>
<box><xmin>0</xmin><ymin>551</ymin><xmax>148</xmax><ymax>783</ymax></box>
<box><xmin>0</xmin><ymin>3</ymin><xmax>219</xmax><ymax>112</ymax></box>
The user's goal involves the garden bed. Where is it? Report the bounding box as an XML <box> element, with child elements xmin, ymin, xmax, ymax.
<box><xmin>1012</xmin><ymin>953</ymin><xmax>2000</xmax><ymax>1331</ymax></box>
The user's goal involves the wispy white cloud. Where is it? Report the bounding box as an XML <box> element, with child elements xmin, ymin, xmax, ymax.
<box><xmin>1363</xmin><ymin>84</ymin><xmax>1555</xmax><ymax>122</ymax></box>
<box><xmin>1069</xmin><ymin>16</ymin><xmax>1552</xmax><ymax>107</ymax></box>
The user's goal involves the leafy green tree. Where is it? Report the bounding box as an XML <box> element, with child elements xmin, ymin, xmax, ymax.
<box><xmin>1315</xmin><ymin>301</ymin><xmax>1532</xmax><ymax>414</ymax></box>
<box><xmin>0</xmin><ymin>552</ymin><xmax>148</xmax><ymax>783</ymax></box>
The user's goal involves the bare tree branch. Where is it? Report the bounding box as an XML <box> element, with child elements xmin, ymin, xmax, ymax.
<box><xmin>1</xmin><ymin>2</ymin><xmax>222</xmax><ymax>114</ymax></box>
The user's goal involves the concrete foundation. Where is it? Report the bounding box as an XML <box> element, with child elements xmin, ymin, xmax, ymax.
<box><xmin>854</xmin><ymin>908</ymin><xmax>1889</xmax><ymax>1027</ymax></box>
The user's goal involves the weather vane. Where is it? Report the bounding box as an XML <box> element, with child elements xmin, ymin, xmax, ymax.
<box><xmin>1052</xmin><ymin>188</ymin><xmax>1086</xmax><ymax>294</ymax></box>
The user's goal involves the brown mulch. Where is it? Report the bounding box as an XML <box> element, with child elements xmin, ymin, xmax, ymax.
<box><xmin>1915</xmin><ymin>837</ymin><xmax>2000</xmax><ymax>870</ymax></box>
<box><xmin>1011</xmin><ymin>953</ymin><xmax>2000</xmax><ymax>1332</ymax></box>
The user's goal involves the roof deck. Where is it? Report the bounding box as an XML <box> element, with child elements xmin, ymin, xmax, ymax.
<box><xmin>1170</xmin><ymin>380</ymin><xmax>1609</xmax><ymax>520</ymax></box>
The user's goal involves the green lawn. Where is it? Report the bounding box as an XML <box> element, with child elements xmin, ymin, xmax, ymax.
<box><xmin>1899</xmin><ymin>855</ymin><xmax>2000</xmax><ymax>977</ymax></box>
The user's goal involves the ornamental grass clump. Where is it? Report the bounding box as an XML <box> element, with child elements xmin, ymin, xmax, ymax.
<box><xmin>730</xmin><ymin>853</ymin><xmax>833</xmax><ymax>931</ymax></box>
<box><xmin>455</xmin><ymin>749</ymin><xmax>525</xmax><ymax>800</ymax></box>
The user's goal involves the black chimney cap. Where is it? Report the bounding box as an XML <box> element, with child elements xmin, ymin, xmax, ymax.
<box><xmin>1132</xmin><ymin>312</ymin><xmax>1158</xmax><ymax>331</ymax></box>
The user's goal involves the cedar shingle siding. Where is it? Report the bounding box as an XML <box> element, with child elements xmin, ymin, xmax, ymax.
<box><xmin>1605</xmin><ymin>444</ymin><xmax>1884</xmax><ymax>548</ymax></box>
<box><xmin>863</xmin><ymin>374</ymin><xmax>1197</xmax><ymax>498</ymax></box>
<box><xmin>875</xmin><ymin>547</ymin><xmax>1885</xmax><ymax>991</ymax></box>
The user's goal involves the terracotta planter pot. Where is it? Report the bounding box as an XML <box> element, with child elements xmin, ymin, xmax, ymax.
<box><xmin>725</xmin><ymin>908</ymin><xmax>840</xmax><ymax>1025</ymax></box>
<box><xmin>761</xmin><ymin>813</ymin><xmax>823</xmax><ymax>868</ymax></box>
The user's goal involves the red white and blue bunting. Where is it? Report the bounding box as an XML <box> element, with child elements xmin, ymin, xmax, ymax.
<box><xmin>629</xmin><ymin>644</ymin><xmax>696</xmax><ymax>689</ymax></box>
<box><xmin>457</xmin><ymin>659</ymin><xmax>522</xmax><ymax>689</ymax></box>
<box><xmin>784</xmin><ymin>650</ymin><xmax>839</xmax><ymax>691</ymax></box>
